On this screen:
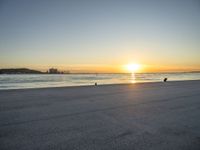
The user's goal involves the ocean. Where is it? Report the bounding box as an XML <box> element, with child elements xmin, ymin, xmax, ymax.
<box><xmin>0</xmin><ymin>73</ymin><xmax>200</xmax><ymax>90</ymax></box>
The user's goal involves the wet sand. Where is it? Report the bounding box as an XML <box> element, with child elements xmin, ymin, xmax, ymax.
<box><xmin>0</xmin><ymin>80</ymin><xmax>200</xmax><ymax>150</ymax></box>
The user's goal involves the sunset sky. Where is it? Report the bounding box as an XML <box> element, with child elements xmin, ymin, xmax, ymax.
<box><xmin>0</xmin><ymin>0</ymin><xmax>200</xmax><ymax>73</ymax></box>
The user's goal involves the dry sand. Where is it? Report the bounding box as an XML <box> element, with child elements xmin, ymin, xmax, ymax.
<box><xmin>0</xmin><ymin>80</ymin><xmax>200</xmax><ymax>150</ymax></box>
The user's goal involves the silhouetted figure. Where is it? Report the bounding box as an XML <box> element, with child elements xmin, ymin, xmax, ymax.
<box><xmin>164</xmin><ymin>78</ymin><xmax>167</xmax><ymax>82</ymax></box>
<box><xmin>95</xmin><ymin>82</ymin><xmax>97</xmax><ymax>86</ymax></box>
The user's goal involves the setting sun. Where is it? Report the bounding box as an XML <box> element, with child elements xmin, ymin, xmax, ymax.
<box><xmin>126</xmin><ymin>64</ymin><xmax>141</xmax><ymax>72</ymax></box>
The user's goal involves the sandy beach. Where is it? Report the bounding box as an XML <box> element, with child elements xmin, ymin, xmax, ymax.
<box><xmin>0</xmin><ymin>80</ymin><xmax>200</xmax><ymax>150</ymax></box>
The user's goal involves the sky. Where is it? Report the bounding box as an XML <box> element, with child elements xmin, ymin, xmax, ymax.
<box><xmin>0</xmin><ymin>0</ymin><xmax>200</xmax><ymax>73</ymax></box>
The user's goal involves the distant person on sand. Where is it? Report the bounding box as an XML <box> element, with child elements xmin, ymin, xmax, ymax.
<box><xmin>164</xmin><ymin>78</ymin><xmax>167</xmax><ymax>82</ymax></box>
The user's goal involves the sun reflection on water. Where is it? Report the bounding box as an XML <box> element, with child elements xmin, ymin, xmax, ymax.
<box><xmin>131</xmin><ymin>73</ymin><xmax>136</xmax><ymax>83</ymax></box>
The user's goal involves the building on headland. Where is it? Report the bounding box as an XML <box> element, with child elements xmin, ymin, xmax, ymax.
<box><xmin>48</xmin><ymin>68</ymin><xmax>69</xmax><ymax>74</ymax></box>
<box><xmin>48</xmin><ymin>68</ymin><xmax>59</xmax><ymax>74</ymax></box>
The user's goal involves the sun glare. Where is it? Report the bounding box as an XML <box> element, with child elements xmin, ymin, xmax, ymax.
<box><xmin>126</xmin><ymin>64</ymin><xmax>140</xmax><ymax>72</ymax></box>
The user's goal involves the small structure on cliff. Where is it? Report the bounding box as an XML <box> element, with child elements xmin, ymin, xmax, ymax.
<box><xmin>48</xmin><ymin>68</ymin><xmax>59</xmax><ymax>74</ymax></box>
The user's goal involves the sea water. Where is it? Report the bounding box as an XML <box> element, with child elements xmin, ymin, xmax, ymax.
<box><xmin>0</xmin><ymin>73</ymin><xmax>200</xmax><ymax>90</ymax></box>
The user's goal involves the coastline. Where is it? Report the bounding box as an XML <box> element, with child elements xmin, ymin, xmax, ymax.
<box><xmin>0</xmin><ymin>79</ymin><xmax>200</xmax><ymax>91</ymax></box>
<box><xmin>0</xmin><ymin>80</ymin><xmax>200</xmax><ymax>149</ymax></box>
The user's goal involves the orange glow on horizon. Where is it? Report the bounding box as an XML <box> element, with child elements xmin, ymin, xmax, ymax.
<box><xmin>4</xmin><ymin>63</ymin><xmax>200</xmax><ymax>73</ymax></box>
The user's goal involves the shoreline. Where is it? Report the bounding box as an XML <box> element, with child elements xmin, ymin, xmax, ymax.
<box><xmin>0</xmin><ymin>79</ymin><xmax>200</xmax><ymax>91</ymax></box>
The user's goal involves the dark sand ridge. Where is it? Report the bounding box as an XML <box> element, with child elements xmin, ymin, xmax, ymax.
<box><xmin>0</xmin><ymin>80</ymin><xmax>200</xmax><ymax>150</ymax></box>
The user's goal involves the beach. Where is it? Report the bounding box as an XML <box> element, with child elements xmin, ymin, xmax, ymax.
<box><xmin>0</xmin><ymin>80</ymin><xmax>200</xmax><ymax>150</ymax></box>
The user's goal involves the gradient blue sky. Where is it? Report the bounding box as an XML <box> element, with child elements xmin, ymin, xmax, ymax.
<box><xmin>0</xmin><ymin>0</ymin><xmax>200</xmax><ymax>72</ymax></box>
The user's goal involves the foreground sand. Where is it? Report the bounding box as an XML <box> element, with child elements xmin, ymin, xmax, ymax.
<box><xmin>0</xmin><ymin>80</ymin><xmax>200</xmax><ymax>150</ymax></box>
